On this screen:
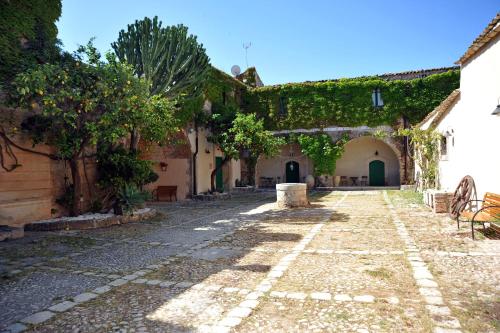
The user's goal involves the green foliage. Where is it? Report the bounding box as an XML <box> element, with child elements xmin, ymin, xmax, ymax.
<box><xmin>296</xmin><ymin>133</ymin><xmax>349</xmax><ymax>176</ymax></box>
<box><xmin>0</xmin><ymin>0</ymin><xmax>61</xmax><ymax>83</ymax></box>
<box><xmin>208</xmin><ymin>110</ymin><xmax>284</xmax><ymax>188</ymax></box>
<box><xmin>230</xmin><ymin>113</ymin><xmax>285</xmax><ymax>159</ymax></box>
<box><xmin>112</xmin><ymin>16</ymin><xmax>210</xmax><ymax>98</ymax></box>
<box><xmin>9</xmin><ymin>41</ymin><xmax>175</xmax><ymax>215</ymax></box>
<box><xmin>395</xmin><ymin>127</ymin><xmax>441</xmax><ymax>189</ymax></box>
<box><xmin>97</xmin><ymin>146</ymin><xmax>158</xmax><ymax>192</ymax></box>
<box><xmin>115</xmin><ymin>184</ymin><xmax>150</xmax><ymax>215</ymax></box>
<box><xmin>12</xmin><ymin>41</ymin><xmax>176</xmax><ymax>159</ymax></box>
<box><xmin>244</xmin><ymin>70</ymin><xmax>460</xmax><ymax>129</ymax></box>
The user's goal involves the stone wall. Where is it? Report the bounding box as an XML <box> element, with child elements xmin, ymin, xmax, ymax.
<box><xmin>0</xmin><ymin>136</ymin><xmax>98</xmax><ymax>227</ymax></box>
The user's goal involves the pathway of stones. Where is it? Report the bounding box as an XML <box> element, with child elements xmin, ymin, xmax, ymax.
<box><xmin>1</xmin><ymin>190</ymin><xmax>498</xmax><ymax>333</ymax></box>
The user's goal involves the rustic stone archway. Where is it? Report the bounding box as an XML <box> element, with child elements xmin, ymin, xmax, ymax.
<box><xmin>334</xmin><ymin>136</ymin><xmax>402</xmax><ymax>186</ymax></box>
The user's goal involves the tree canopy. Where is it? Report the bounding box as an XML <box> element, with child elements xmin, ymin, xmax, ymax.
<box><xmin>209</xmin><ymin>110</ymin><xmax>284</xmax><ymax>189</ymax></box>
<box><xmin>112</xmin><ymin>16</ymin><xmax>210</xmax><ymax>98</ymax></box>
<box><xmin>6</xmin><ymin>42</ymin><xmax>176</xmax><ymax>215</ymax></box>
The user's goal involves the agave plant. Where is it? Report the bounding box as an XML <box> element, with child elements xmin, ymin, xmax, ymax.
<box><xmin>114</xmin><ymin>184</ymin><xmax>151</xmax><ymax>215</ymax></box>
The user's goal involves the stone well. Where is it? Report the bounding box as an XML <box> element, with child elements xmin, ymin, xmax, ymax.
<box><xmin>276</xmin><ymin>183</ymin><xmax>308</xmax><ymax>208</ymax></box>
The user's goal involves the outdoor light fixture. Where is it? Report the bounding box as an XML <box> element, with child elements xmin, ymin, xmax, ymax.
<box><xmin>493</xmin><ymin>97</ymin><xmax>500</xmax><ymax>115</ymax></box>
<box><xmin>290</xmin><ymin>163</ymin><xmax>294</xmax><ymax>171</ymax></box>
<box><xmin>160</xmin><ymin>162</ymin><xmax>168</xmax><ymax>172</ymax></box>
<box><xmin>375</xmin><ymin>150</ymin><xmax>379</xmax><ymax>156</ymax></box>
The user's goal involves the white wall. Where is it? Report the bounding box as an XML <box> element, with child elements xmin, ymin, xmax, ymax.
<box><xmin>335</xmin><ymin>136</ymin><xmax>401</xmax><ymax>186</ymax></box>
<box><xmin>429</xmin><ymin>34</ymin><xmax>500</xmax><ymax>198</ymax></box>
<box><xmin>187</xmin><ymin>127</ymin><xmax>241</xmax><ymax>194</ymax></box>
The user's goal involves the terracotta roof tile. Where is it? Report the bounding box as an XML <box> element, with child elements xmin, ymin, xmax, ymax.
<box><xmin>457</xmin><ymin>13</ymin><xmax>500</xmax><ymax>65</ymax></box>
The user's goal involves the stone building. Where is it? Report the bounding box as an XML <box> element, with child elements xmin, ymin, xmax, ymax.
<box><xmin>252</xmin><ymin>67</ymin><xmax>459</xmax><ymax>188</ymax></box>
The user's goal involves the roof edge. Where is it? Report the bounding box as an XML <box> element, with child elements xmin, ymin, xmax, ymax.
<box><xmin>456</xmin><ymin>13</ymin><xmax>500</xmax><ymax>65</ymax></box>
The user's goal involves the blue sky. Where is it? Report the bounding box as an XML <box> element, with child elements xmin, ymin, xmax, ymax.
<box><xmin>57</xmin><ymin>0</ymin><xmax>499</xmax><ymax>85</ymax></box>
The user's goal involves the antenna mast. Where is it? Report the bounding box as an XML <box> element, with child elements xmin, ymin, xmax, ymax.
<box><xmin>243</xmin><ymin>42</ymin><xmax>252</xmax><ymax>69</ymax></box>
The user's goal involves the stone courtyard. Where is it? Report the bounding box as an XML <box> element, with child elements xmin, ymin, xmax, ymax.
<box><xmin>0</xmin><ymin>191</ymin><xmax>499</xmax><ymax>333</ymax></box>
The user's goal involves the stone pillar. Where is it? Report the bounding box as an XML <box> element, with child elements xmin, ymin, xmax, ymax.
<box><xmin>276</xmin><ymin>183</ymin><xmax>308</xmax><ymax>208</ymax></box>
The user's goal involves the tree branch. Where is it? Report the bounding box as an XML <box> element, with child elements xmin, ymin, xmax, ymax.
<box><xmin>0</xmin><ymin>130</ymin><xmax>60</xmax><ymax>160</ymax></box>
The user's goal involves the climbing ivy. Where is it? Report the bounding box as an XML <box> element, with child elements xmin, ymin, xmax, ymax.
<box><xmin>395</xmin><ymin>127</ymin><xmax>441</xmax><ymax>189</ymax></box>
<box><xmin>0</xmin><ymin>0</ymin><xmax>62</xmax><ymax>84</ymax></box>
<box><xmin>244</xmin><ymin>70</ymin><xmax>459</xmax><ymax>130</ymax></box>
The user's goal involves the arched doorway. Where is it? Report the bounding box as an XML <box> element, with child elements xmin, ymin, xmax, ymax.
<box><xmin>335</xmin><ymin>136</ymin><xmax>401</xmax><ymax>186</ymax></box>
<box><xmin>369</xmin><ymin>160</ymin><xmax>385</xmax><ymax>186</ymax></box>
<box><xmin>285</xmin><ymin>161</ymin><xmax>300</xmax><ymax>183</ymax></box>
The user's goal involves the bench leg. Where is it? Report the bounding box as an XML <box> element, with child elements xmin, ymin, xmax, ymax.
<box><xmin>457</xmin><ymin>217</ymin><xmax>460</xmax><ymax>230</ymax></box>
<box><xmin>471</xmin><ymin>221</ymin><xmax>475</xmax><ymax>240</ymax></box>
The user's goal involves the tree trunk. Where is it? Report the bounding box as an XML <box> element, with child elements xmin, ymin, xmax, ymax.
<box><xmin>69</xmin><ymin>158</ymin><xmax>83</xmax><ymax>216</ymax></box>
<box><xmin>246</xmin><ymin>156</ymin><xmax>258</xmax><ymax>186</ymax></box>
<box><xmin>130</xmin><ymin>128</ymin><xmax>140</xmax><ymax>152</ymax></box>
<box><xmin>210</xmin><ymin>156</ymin><xmax>230</xmax><ymax>192</ymax></box>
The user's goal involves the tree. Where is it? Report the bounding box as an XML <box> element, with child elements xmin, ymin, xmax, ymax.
<box><xmin>112</xmin><ymin>16</ymin><xmax>210</xmax><ymax>97</ymax></box>
<box><xmin>209</xmin><ymin>111</ymin><xmax>284</xmax><ymax>191</ymax></box>
<box><xmin>3</xmin><ymin>42</ymin><xmax>176</xmax><ymax>215</ymax></box>
<box><xmin>297</xmin><ymin>133</ymin><xmax>349</xmax><ymax>179</ymax></box>
<box><xmin>112</xmin><ymin>16</ymin><xmax>210</xmax><ymax>149</ymax></box>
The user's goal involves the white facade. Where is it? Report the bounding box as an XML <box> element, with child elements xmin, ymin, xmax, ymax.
<box><xmin>420</xmin><ymin>33</ymin><xmax>500</xmax><ymax>199</ymax></box>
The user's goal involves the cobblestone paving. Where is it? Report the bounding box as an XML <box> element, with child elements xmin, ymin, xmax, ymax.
<box><xmin>0</xmin><ymin>190</ymin><xmax>498</xmax><ymax>332</ymax></box>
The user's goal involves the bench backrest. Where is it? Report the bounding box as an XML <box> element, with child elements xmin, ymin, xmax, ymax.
<box><xmin>483</xmin><ymin>192</ymin><xmax>500</xmax><ymax>217</ymax></box>
<box><xmin>157</xmin><ymin>186</ymin><xmax>177</xmax><ymax>193</ymax></box>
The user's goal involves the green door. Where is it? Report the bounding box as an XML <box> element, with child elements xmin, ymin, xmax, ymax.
<box><xmin>216</xmin><ymin>157</ymin><xmax>224</xmax><ymax>192</ymax></box>
<box><xmin>369</xmin><ymin>160</ymin><xmax>385</xmax><ymax>186</ymax></box>
<box><xmin>285</xmin><ymin>161</ymin><xmax>300</xmax><ymax>183</ymax></box>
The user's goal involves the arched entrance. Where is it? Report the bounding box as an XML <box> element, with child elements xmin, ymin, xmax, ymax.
<box><xmin>369</xmin><ymin>160</ymin><xmax>385</xmax><ymax>186</ymax></box>
<box><xmin>335</xmin><ymin>136</ymin><xmax>401</xmax><ymax>186</ymax></box>
<box><xmin>285</xmin><ymin>161</ymin><xmax>300</xmax><ymax>183</ymax></box>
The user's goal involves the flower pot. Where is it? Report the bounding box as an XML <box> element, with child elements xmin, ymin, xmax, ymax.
<box><xmin>334</xmin><ymin>176</ymin><xmax>341</xmax><ymax>187</ymax></box>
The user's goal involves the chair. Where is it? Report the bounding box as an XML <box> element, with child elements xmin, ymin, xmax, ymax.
<box><xmin>360</xmin><ymin>176</ymin><xmax>368</xmax><ymax>186</ymax></box>
<box><xmin>340</xmin><ymin>176</ymin><xmax>348</xmax><ymax>186</ymax></box>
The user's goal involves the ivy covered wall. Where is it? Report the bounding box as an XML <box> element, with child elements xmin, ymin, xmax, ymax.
<box><xmin>0</xmin><ymin>0</ymin><xmax>62</xmax><ymax>84</ymax></box>
<box><xmin>243</xmin><ymin>70</ymin><xmax>460</xmax><ymax>130</ymax></box>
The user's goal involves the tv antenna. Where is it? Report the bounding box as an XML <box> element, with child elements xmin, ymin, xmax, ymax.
<box><xmin>243</xmin><ymin>42</ymin><xmax>252</xmax><ymax>69</ymax></box>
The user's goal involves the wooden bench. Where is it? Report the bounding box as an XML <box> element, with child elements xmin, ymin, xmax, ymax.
<box><xmin>457</xmin><ymin>192</ymin><xmax>500</xmax><ymax>239</ymax></box>
<box><xmin>153</xmin><ymin>186</ymin><xmax>177</xmax><ymax>202</ymax></box>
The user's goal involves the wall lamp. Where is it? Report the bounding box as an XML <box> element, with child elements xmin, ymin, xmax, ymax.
<box><xmin>493</xmin><ymin>97</ymin><xmax>500</xmax><ymax>116</ymax></box>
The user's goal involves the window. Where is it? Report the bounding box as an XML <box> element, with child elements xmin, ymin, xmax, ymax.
<box><xmin>372</xmin><ymin>88</ymin><xmax>384</xmax><ymax>107</ymax></box>
<box><xmin>440</xmin><ymin>135</ymin><xmax>448</xmax><ymax>160</ymax></box>
<box><xmin>222</xmin><ymin>91</ymin><xmax>227</xmax><ymax>105</ymax></box>
<box><xmin>279</xmin><ymin>96</ymin><xmax>288</xmax><ymax>116</ymax></box>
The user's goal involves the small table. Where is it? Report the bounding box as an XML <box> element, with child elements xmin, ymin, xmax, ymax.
<box><xmin>350</xmin><ymin>177</ymin><xmax>358</xmax><ymax>186</ymax></box>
